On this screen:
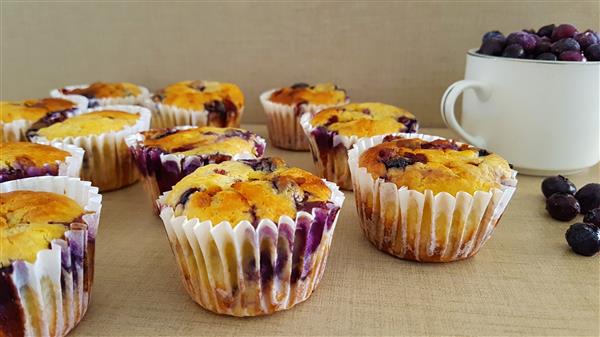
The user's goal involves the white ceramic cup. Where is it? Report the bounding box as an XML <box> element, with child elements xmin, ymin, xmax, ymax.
<box><xmin>441</xmin><ymin>49</ymin><xmax>600</xmax><ymax>176</ymax></box>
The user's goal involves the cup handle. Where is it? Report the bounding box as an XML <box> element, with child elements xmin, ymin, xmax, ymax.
<box><xmin>441</xmin><ymin>79</ymin><xmax>491</xmax><ymax>148</ymax></box>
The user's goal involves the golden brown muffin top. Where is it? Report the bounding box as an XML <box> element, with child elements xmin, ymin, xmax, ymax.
<box><xmin>60</xmin><ymin>82</ymin><xmax>142</xmax><ymax>99</ymax></box>
<box><xmin>154</xmin><ymin>80</ymin><xmax>244</xmax><ymax>112</ymax></box>
<box><xmin>310</xmin><ymin>102</ymin><xmax>418</xmax><ymax>137</ymax></box>
<box><xmin>0</xmin><ymin>142</ymin><xmax>69</xmax><ymax>170</ymax></box>
<box><xmin>37</xmin><ymin>110</ymin><xmax>139</xmax><ymax>140</ymax></box>
<box><xmin>268</xmin><ymin>83</ymin><xmax>347</xmax><ymax>106</ymax></box>
<box><xmin>141</xmin><ymin>127</ymin><xmax>261</xmax><ymax>157</ymax></box>
<box><xmin>359</xmin><ymin>137</ymin><xmax>513</xmax><ymax>195</ymax></box>
<box><xmin>164</xmin><ymin>158</ymin><xmax>333</xmax><ymax>226</ymax></box>
<box><xmin>0</xmin><ymin>190</ymin><xmax>86</xmax><ymax>266</ymax></box>
<box><xmin>1</xmin><ymin>98</ymin><xmax>76</xmax><ymax>123</ymax></box>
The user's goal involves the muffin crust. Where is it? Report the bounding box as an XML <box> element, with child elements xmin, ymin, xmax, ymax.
<box><xmin>269</xmin><ymin>83</ymin><xmax>347</xmax><ymax>106</ymax></box>
<box><xmin>60</xmin><ymin>82</ymin><xmax>142</xmax><ymax>99</ymax></box>
<box><xmin>37</xmin><ymin>110</ymin><xmax>139</xmax><ymax>139</ymax></box>
<box><xmin>1</xmin><ymin>98</ymin><xmax>76</xmax><ymax>123</ymax></box>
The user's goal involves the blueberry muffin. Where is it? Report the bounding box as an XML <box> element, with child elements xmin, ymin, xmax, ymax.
<box><xmin>301</xmin><ymin>102</ymin><xmax>418</xmax><ymax>190</ymax></box>
<box><xmin>29</xmin><ymin>105</ymin><xmax>151</xmax><ymax>191</ymax></box>
<box><xmin>147</xmin><ymin>80</ymin><xmax>244</xmax><ymax>129</ymax></box>
<box><xmin>0</xmin><ymin>97</ymin><xmax>87</xmax><ymax>142</ymax></box>
<box><xmin>127</xmin><ymin>126</ymin><xmax>266</xmax><ymax>214</ymax></box>
<box><xmin>260</xmin><ymin>83</ymin><xmax>349</xmax><ymax>150</ymax></box>
<box><xmin>157</xmin><ymin>157</ymin><xmax>344</xmax><ymax>316</ymax></box>
<box><xmin>51</xmin><ymin>81</ymin><xmax>150</xmax><ymax>108</ymax></box>
<box><xmin>348</xmin><ymin>134</ymin><xmax>517</xmax><ymax>262</ymax></box>
<box><xmin>0</xmin><ymin>176</ymin><xmax>102</xmax><ymax>337</ymax></box>
<box><xmin>0</xmin><ymin>142</ymin><xmax>84</xmax><ymax>183</ymax></box>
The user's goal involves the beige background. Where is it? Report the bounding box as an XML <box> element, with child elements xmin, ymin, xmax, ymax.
<box><xmin>1</xmin><ymin>1</ymin><xmax>599</xmax><ymax>126</ymax></box>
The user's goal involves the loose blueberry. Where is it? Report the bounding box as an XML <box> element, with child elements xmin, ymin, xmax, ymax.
<box><xmin>536</xmin><ymin>52</ymin><xmax>557</xmax><ymax>61</ymax></box>
<box><xmin>502</xmin><ymin>44</ymin><xmax>525</xmax><ymax>58</ymax></box>
<box><xmin>506</xmin><ymin>31</ymin><xmax>537</xmax><ymax>53</ymax></box>
<box><xmin>583</xmin><ymin>208</ymin><xmax>600</xmax><ymax>227</ymax></box>
<box><xmin>575</xmin><ymin>31</ymin><xmax>599</xmax><ymax>50</ymax></box>
<box><xmin>478</xmin><ymin>38</ymin><xmax>505</xmax><ymax>56</ymax></box>
<box><xmin>541</xmin><ymin>175</ymin><xmax>576</xmax><ymax>198</ymax></box>
<box><xmin>559</xmin><ymin>50</ymin><xmax>584</xmax><ymax>61</ymax></box>
<box><xmin>537</xmin><ymin>24</ymin><xmax>556</xmax><ymax>38</ymax></box>
<box><xmin>584</xmin><ymin>44</ymin><xmax>600</xmax><ymax>61</ymax></box>
<box><xmin>551</xmin><ymin>24</ymin><xmax>578</xmax><ymax>41</ymax></box>
<box><xmin>551</xmin><ymin>38</ymin><xmax>580</xmax><ymax>54</ymax></box>
<box><xmin>575</xmin><ymin>183</ymin><xmax>600</xmax><ymax>214</ymax></box>
<box><xmin>546</xmin><ymin>193</ymin><xmax>580</xmax><ymax>221</ymax></box>
<box><xmin>565</xmin><ymin>223</ymin><xmax>600</xmax><ymax>256</ymax></box>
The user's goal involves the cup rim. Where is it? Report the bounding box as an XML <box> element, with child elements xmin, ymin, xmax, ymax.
<box><xmin>467</xmin><ymin>48</ymin><xmax>599</xmax><ymax>65</ymax></box>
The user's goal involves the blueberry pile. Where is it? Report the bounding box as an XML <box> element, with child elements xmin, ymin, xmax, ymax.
<box><xmin>541</xmin><ymin>176</ymin><xmax>600</xmax><ymax>256</ymax></box>
<box><xmin>478</xmin><ymin>24</ymin><xmax>600</xmax><ymax>61</ymax></box>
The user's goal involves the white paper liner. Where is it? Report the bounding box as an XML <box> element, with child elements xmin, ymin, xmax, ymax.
<box><xmin>51</xmin><ymin>142</ymin><xmax>85</xmax><ymax>179</ymax></box>
<box><xmin>125</xmin><ymin>126</ymin><xmax>266</xmax><ymax>214</ymax></box>
<box><xmin>50</xmin><ymin>84</ymin><xmax>150</xmax><ymax>108</ymax></box>
<box><xmin>1</xmin><ymin>95</ymin><xmax>88</xmax><ymax>142</ymax></box>
<box><xmin>143</xmin><ymin>98</ymin><xmax>245</xmax><ymax>129</ymax></box>
<box><xmin>31</xmin><ymin>105</ymin><xmax>151</xmax><ymax>192</ymax></box>
<box><xmin>157</xmin><ymin>180</ymin><xmax>345</xmax><ymax>316</ymax></box>
<box><xmin>300</xmin><ymin>113</ymin><xmax>419</xmax><ymax>190</ymax></box>
<box><xmin>0</xmin><ymin>176</ymin><xmax>102</xmax><ymax>337</ymax></box>
<box><xmin>259</xmin><ymin>89</ymin><xmax>349</xmax><ymax>151</ymax></box>
<box><xmin>348</xmin><ymin>133</ymin><xmax>518</xmax><ymax>262</ymax></box>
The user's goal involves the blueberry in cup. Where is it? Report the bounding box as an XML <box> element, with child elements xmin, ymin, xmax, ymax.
<box><xmin>156</xmin><ymin>157</ymin><xmax>344</xmax><ymax>316</ymax></box>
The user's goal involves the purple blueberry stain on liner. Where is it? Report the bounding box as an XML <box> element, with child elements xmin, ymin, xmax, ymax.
<box><xmin>290</xmin><ymin>217</ymin><xmax>310</xmax><ymax>284</ymax></box>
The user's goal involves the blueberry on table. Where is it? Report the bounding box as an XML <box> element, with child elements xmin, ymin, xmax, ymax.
<box><xmin>575</xmin><ymin>31</ymin><xmax>599</xmax><ymax>50</ymax></box>
<box><xmin>584</xmin><ymin>44</ymin><xmax>600</xmax><ymax>61</ymax></box>
<box><xmin>551</xmin><ymin>38</ymin><xmax>581</xmax><ymax>54</ymax></box>
<box><xmin>559</xmin><ymin>51</ymin><xmax>584</xmax><ymax>62</ymax></box>
<box><xmin>575</xmin><ymin>183</ymin><xmax>600</xmax><ymax>213</ymax></box>
<box><xmin>537</xmin><ymin>24</ymin><xmax>556</xmax><ymax>38</ymax></box>
<box><xmin>546</xmin><ymin>193</ymin><xmax>580</xmax><ymax>221</ymax></box>
<box><xmin>536</xmin><ymin>53</ymin><xmax>558</xmax><ymax>61</ymax></box>
<box><xmin>551</xmin><ymin>24</ymin><xmax>578</xmax><ymax>41</ymax></box>
<box><xmin>541</xmin><ymin>175</ymin><xmax>576</xmax><ymax>198</ymax></box>
<box><xmin>506</xmin><ymin>31</ymin><xmax>537</xmax><ymax>52</ymax></box>
<box><xmin>565</xmin><ymin>223</ymin><xmax>600</xmax><ymax>256</ymax></box>
<box><xmin>502</xmin><ymin>44</ymin><xmax>525</xmax><ymax>58</ymax></box>
<box><xmin>583</xmin><ymin>208</ymin><xmax>600</xmax><ymax>227</ymax></box>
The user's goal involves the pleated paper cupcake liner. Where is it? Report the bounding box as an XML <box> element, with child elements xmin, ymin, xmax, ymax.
<box><xmin>348</xmin><ymin>133</ymin><xmax>518</xmax><ymax>262</ymax></box>
<box><xmin>0</xmin><ymin>142</ymin><xmax>84</xmax><ymax>183</ymax></box>
<box><xmin>143</xmin><ymin>99</ymin><xmax>244</xmax><ymax>129</ymax></box>
<box><xmin>300</xmin><ymin>113</ymin><xmax>418</xmax><ymax>190</ymax></box>
<box><xmin>259</xmin><ymin>89</ymin><xmax>349</xmax><ymax>151</ymax></box>
<box><xmin>1</xmin><ymin>95</ymin><xmax>88</xmax><ymax>142</ymax></box>
<box><xmin>50</xmin><ymin>84</ymin><xmax>151</xmax><ymax>108</ymax></box>
<box><xmin>31</xmin><ymin>105</ymin><xmax>152</xmax><ymax>192</ymax></box>
<box><xmin>157</xmin><ymin>180</ymin><xmax>345</xmax><ymax>316</ymax></box>
<box><xmin>0</xmin><ymin>176</ymin><xmax>102</xmax><ymax>337</ymax></box>
<box><xmin>126</xmin><ymin>126</ymin><xmax>266</xmax><ymax>214</ymax></box>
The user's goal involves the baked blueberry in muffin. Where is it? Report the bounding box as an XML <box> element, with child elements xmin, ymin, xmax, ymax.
<box><xmin>0</xmin><ymin>142</ymin><xmax>82</xmax><ymax>183</ymax></box>
<box><xmin>157</xmin><ymin>157</ymin><xmax>344</xmax><ymax>316</ymax></box>
<box><xmin>302</xmin><ymin>102</ymin><xmax>418</xmax><ymax>190</ymax></box>
<box><xmin>149</xmin><ymin>80</ymin><xmax>244</xmax><ymax>128</ymax></box>
<box><xmin>348</xmin><ymin>134</ymin><xmax>517</xmax><ymax>262</ymax></box>
<box><xmin>127</xmin><ymin>126</ymin><xmax>265</xmax><ymax>213</ymax></box>
<box><xmin>359</xmin><ymin>136</ymin><xmax>512</xmax><ymax>195</ymax></box>
<box><xmin>53</xmin><ymin>81</ymin><xmax>149</xmax><ymax>108</ymax></box>
<box><xmin>0</xmin><ymin>97</ymin><xmax>85</xmax><ymax>142</ymax></box>
<box><xmin>28</xmin><ymin>106</ymin><xmax>151</xmax><ymax>191</ymax></box>
<box><xmin>260</xmin><ymin>83</ymin><xmax>349</xmax><ymax>150</ymax></box>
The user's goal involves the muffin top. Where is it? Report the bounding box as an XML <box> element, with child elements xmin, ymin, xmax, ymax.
<box><xmin>37</xmin><ymin>110</ymin><xmax>139</xmax><ymax>139</ymax></box>
<box><xmin>140</xmin><ymin>127</ymin><xmax>262</xmax><ymax>157</ymax></box>
<box><xmin>0</xmin><ymin>190</ymin><xmax>86</xmax><ymax>267</ymax></box>
<box><xmin>359</xmin><ymin>136</ymin><xmax>513</xmax><ymax>195</ymax></box>
<box><xmin>268</xmin><ymin>83</ymin><xmax>347</xmax><ymax>106</ymax></box>
<box><xmin>1</xmin><ymin>98</ymin><xmax>76</xmax><ymax>123</ymax></box>
<box><xmin>310</xmin><ymin>103</ymin><xmax>418</xmax><ymax>137</ymax></box>
<box><xmin>164</xmin><ymin>158</ymin><xmax>334</xmax><ymax>226</ymax></box>
<box><xmin>153</xmin><ymin>80</ymin><xmax>244</xmax><ymax>112</ymax></box>
<box><xmin>60</xmin><ymin>82</ymin><xmax>142</xmax><ymax>99</ymax></box>
<box><xmin>0</xmin><ymin>142</ymin><xmax>69</xmax><ymax>170</ymax></box>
